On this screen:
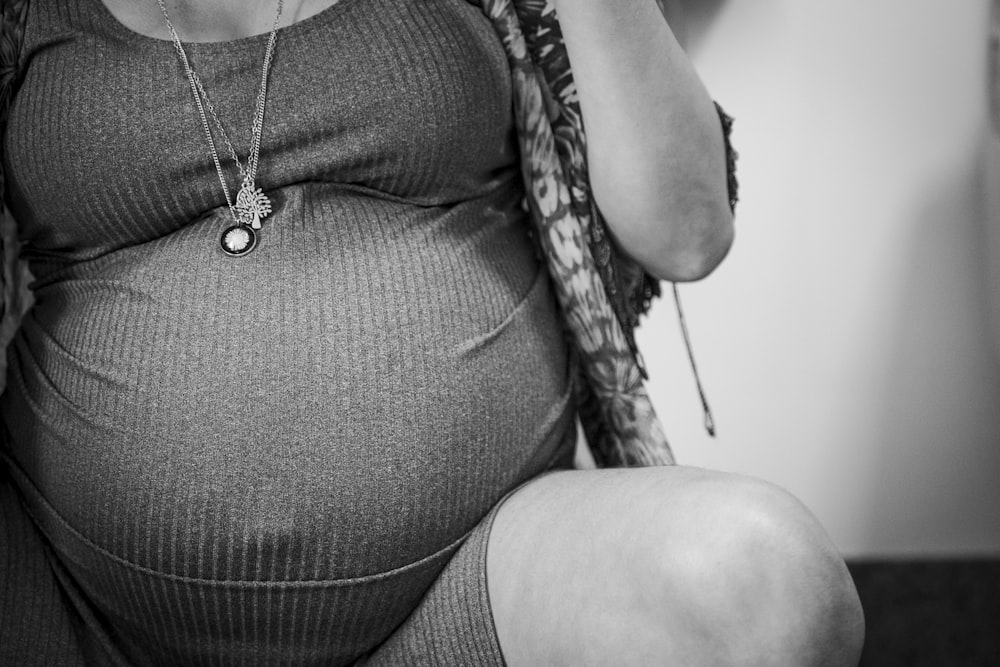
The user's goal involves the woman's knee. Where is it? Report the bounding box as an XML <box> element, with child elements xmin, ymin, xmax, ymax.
<box><xmin>634</xmin><ymin>472</ymin><xmax>865</xmax><ymax>665</ymax></box>
<box><xmin>488</xmin><ymin>467</ymin><xmax>864</xmax><ymax>665</ymax></box>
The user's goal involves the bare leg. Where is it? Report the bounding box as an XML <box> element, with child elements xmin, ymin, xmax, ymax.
<box><xmin>487</xmin><ymin>466</ymin><xmax>864</xmax><ymax>666</ymax></box>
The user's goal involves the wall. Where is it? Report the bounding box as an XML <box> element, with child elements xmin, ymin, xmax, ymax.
<box><xmin>642</xmin><ymin>0</ymin><xmax>1000</xmax><ymax>557</ymax></box>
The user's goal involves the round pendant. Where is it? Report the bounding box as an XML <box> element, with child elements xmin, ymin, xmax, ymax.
<box><xmin>220</xmin><ymin>225</ymin><xmax>257</xmax><ymax>257</ymax></box>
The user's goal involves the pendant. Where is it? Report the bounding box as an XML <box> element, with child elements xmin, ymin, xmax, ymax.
<box><xmin>220</xmin><ymin>224</ymin><xmax>257</xmax><ymax>257</ymax></box>
<box><xmin>235</xmin><ymin>177</ymin><xmax>273</xmax><ymax>230</ymax></box>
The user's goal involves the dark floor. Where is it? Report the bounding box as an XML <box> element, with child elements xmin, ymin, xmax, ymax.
<box><xmin>847</xmin><ymin>559</ymin><xmax>1000</xmax><ymax>666</ymax></box>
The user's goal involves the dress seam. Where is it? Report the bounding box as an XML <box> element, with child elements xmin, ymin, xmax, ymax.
<box><xmin>2</xmin><ymin>451</ymin><xmax>474</xmax><ymax>589</ymax></box>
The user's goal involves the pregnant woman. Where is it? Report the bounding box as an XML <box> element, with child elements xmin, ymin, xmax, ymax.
<box><xmin>0</xmin><ymin>0</ymin><xmax>863</xmax><ymax>664</ymax></box>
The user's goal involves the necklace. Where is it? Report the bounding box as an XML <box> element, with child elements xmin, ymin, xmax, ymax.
<box><xmin>155</xmin><ymin>0</ymin><xmax>285</xmax><ymax>256</ymax></box>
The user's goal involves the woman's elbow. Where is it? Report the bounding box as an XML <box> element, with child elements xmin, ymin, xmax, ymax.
<box><xmin>595</xmin><ymin>165</ymin><xmax>735</xmax><ymax>283</ymax></box>
<box><xmin>636</xmin><ymin>200</ymin><xmax>735</xmax><ymax>283</ymax></box>
<box><xmin>669</xmin><ymin>208</ymin><xmax>734</xmax><ymax>282</ymax></box>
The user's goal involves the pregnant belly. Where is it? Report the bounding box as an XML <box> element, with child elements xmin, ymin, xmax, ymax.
<box><xmin>1</xmin><ymin>188</ymin><xmax>572</xmax><ymax>580</ymax></box>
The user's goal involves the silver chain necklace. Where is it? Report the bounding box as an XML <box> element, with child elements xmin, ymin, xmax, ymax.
<box><xmin>155</xmin><ymin>0</ymin><xmax>285</xmax><ymax>256</ymax></box>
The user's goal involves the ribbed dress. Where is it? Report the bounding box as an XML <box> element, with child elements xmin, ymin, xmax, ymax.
<box><xmin>0</xmin><ymin>0</ymin><xmax>575</xmax><ymax>663</ymax></box>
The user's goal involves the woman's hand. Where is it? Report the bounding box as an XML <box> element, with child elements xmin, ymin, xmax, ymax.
<box><xmin>550</xmin><ymin>0</ymin><xmax>734</xmax><ymax>282</ymax></box>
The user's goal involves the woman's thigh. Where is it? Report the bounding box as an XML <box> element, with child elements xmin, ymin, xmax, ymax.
<box><xmin>486</xmin><ymin>465</ymin><xmax>864</xmax><ymax>666</ymax></box>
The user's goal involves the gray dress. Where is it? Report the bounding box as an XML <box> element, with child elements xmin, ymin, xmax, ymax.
<box><xmin>0</xmin><ymin>0</ymin><xmax>575</xmax><ymax>663</ymax></box>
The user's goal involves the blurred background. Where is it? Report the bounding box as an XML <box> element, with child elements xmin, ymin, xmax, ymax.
<box><xmin>642</xmin><ymin>0</ymin><xmax>1000</xmax><ymax>662</ymax></box>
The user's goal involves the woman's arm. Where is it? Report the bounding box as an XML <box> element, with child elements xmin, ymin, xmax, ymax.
<box><xmin>551</xmin><ymin>0</ymin><xmax>733</xmax><ymax>282</ymax></box>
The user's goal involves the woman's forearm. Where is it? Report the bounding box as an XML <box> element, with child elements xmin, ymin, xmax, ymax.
<box><xmin>551</xmin><ymin>0</ymin><xmax>733</xmax><ymax>281</ymax></box>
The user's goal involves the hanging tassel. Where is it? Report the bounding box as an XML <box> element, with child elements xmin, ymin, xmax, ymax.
<box><xmin>672</xmin><ymin>283</ymin><xmax>716</xmax><ymax>437</ymax></box>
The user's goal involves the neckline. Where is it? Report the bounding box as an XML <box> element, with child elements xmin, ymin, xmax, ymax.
<box><xmin>91</xmin><ymin>0</ymin><xmax>359</xmax><ymax>48</ymax></box>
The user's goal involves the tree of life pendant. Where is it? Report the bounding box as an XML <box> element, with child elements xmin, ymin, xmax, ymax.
<box><xmin>235</xmin><ymin>176</ymin><xmax>272</xmax><ymax>230</ymax></box>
